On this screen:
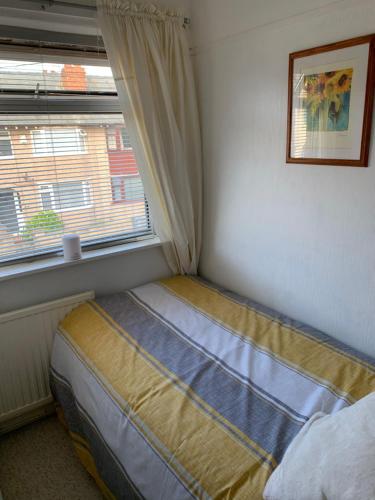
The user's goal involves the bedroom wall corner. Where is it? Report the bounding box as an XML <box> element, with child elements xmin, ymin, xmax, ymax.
<box><xmin>191</xmin><ymin>0</ymin><xmax>375</xmax><ymax>356</ymax></box>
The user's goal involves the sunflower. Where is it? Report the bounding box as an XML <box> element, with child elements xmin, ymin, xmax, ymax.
<box><xmin>325</xmin><ymin>68</ymin><xmax>353</xmax><ymax>94</ymax></box>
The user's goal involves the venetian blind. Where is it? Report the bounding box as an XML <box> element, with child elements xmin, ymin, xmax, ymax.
<box><xmin>0</xmin><ymin>45</ymin><xmax>151</xmax><ymax>264</ymax></box>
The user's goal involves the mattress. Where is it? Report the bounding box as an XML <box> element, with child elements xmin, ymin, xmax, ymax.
<box><xmin>50</xmin><ymin>276</ymin><xmax>375</xmax><ymax>499</ymax></box>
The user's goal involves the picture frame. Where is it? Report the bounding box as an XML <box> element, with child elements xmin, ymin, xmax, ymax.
<box><xmin>286</xmin><ymin>34</ymin><xmax>375</xmax><ymax>167</ymax></box>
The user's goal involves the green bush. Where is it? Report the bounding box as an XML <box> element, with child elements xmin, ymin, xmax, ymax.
<box><xmin>21</xmin><ymin>210</ymin><xmax>64</xmax><ymax>241</ymax></box>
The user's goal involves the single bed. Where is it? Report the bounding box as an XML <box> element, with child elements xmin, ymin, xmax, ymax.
<box><xmin>50</xmin><ymin>276</ymin><xmax>375</xmax><ymax>499</ymax></box>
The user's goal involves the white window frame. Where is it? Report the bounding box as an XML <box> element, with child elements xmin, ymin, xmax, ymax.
<box><xmin>39</xmin><ymin>180</ymin><xmax>92</xmax><ymax>213</ymax></box>
<box><xmin>32</xmin><ymin>128</ymin><xmax>87</xmax><ymax>157</ymax></box>
<box><xmin>0</xmin><ymin>130</ymin><xmax>14</xmax><ymax>160</ymax></box>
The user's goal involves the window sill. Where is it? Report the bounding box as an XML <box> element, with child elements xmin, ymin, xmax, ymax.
<box><xmin>0</xmin><ymin>236</ymin><xmax>161</xmax><ymax>283</ymax></box>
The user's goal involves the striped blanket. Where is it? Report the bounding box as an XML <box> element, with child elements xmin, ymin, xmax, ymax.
<box><xmin>50</xmin><ymin>276</ymin><xmax>375</xmax><ymax>499</ymax></box>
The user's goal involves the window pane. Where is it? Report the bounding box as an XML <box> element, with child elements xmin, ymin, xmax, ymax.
<box><xmin>124</xmin><ymin>176</ymin><xmax>144</xmax><ymax>201</ymax></box>
<box><xmin>0</xmin><ymin>131</ymin><xmax>12</xmax><ymax>157</ymax></box>
<box><xmin>0</xmin><ymin>189</ymin><xmax>19</xmax><ymax>233</ymax></box>
<box><xmin>0</xmin><ymin>60</ymin><xmax>117</xmax><ymax>93</ymax></box>
<box><xmin>52</xmin><ymin>181</ymin><xmax>89</xmax><ymax>210</ymax></box>
<box><xmin>111</xmin><ymin>176</ymin><xmax>123</xmax><ymax>201</ymax></box>
<box><xmin>32</xmin><ymin>129</ymin><xmax>86</xmax><ymax>156</ymax></box>
<box><xmin>120</xmin><ymin>128</ymin><xmax>132</xmax><ymax>149</ymax></box>
<box><xmin>0</xmin><ymin>52</ymin><xmax>151</xmax><ymax>263</ymax></box>
<box><xmin>40</xmin><ymin>189</ymin><xmax>53</xmax><ymax>211</ymax></box>
<box><xmin>107</xmin><ymin>129</ymin><xmax>118</xmax><ymax>150</ymax></box>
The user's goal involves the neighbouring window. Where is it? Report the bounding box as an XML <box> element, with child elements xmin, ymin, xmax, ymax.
<box><xmin>120</xmin><ymin>128</ymin><xmax>132</xmax><ymax>150</ymax></box>
<box><xmin>0</xmin><ymin>130</ymin><xmax>12</xmax><ymax>158</ymax></box>
<box><xmin>32</xmin><ymin>128</ymin><xmax>86</xmax><ymax>156</ymax></box>
<box><xmin>0</xmin><ymin>189</ymin><xmax>21</xmax><ymax>234</ymax></box>
<box><xmin>40</xmin><ymin>181</ymin><xmax>91</xmax><ymax>211</ymax></box>
<box><xmin>106</xmin><ymin>127</ymin><xmax>133</xmax><ymax>151</ymax></box>
<box><xmin>106</xmin><ymin>129</ymin><xmax>118</xmax><ymax>150</ymax></box>
<box><xmin>0</xmin><ymin>48</ymin><xmax>151</xmax><ymax>264</ymax></box>
<box><xmin>111</xmin><ymin>175</ymin><xmax>144</xmax><ymax>202</ymax></box>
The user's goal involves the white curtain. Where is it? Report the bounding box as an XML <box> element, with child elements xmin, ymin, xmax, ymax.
<box><xmin>97</xmin><ymin>0</ymin><xmax>202</xmax><ymax>275</ymax></box>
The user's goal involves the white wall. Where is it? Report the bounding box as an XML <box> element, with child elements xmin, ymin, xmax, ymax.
<box><xmin>192</xmin><ymin>0</ymin><xmax>375</xmax><ymax>356</ymax></box>
<box><xmin>0</xmin><ymin>246</ymin><xmax>171</xmax><ymax>314</ymax></box>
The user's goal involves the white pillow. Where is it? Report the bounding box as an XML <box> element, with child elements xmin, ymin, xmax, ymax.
<box><xmin>263</xmin><ymin>392</ymin><xmax>375</xmax><ymax>500</ymax></box>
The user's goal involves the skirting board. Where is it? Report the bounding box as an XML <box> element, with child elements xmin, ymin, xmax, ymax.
<box><xmin>0</xmin><ymin>397</ymin><xmax>56</xmax><ymax>435</ymax></box>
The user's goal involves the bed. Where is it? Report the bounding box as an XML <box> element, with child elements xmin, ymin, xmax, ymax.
<box><xmin>50</xmin><ymin>276</ymin><xmax>375</xmax><ymax>499</ymax></box>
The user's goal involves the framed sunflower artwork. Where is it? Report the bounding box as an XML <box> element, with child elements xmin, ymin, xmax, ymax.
<box><xmin>286</xmin><ymin>34</ymin><xmax>375</xmax><ymax>167</ymax></box>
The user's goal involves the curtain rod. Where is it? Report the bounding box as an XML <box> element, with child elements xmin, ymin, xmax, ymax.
<box><xmin>36</xmin><ymin>0</ymin><xmax>191</xmax><ymax>25</ymax></box>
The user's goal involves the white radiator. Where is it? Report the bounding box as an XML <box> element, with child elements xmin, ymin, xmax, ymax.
<box><xmin>0</xmin><ymin>290</ymin><xmax>94</xmax><ymax>434</ymax></box>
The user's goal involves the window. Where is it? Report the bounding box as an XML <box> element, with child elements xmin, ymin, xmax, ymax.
<box><xmin>40</xmin><ymin>181</ymin><xmax>91</xmax><ymax>212</ymax></box>
<box><xmin>32</xmin><ymin>128</ymin><xmax>86</xmax><ymax>156</ymax></box>
<box><xmin>0</xmin><ymin>47</ymin><xmax>151</xmax><ymax>264</ymax></box>
<box><xmin>120</xmin><ymin>129</ymin><xmax>132</xmax><ymax>150</ymax></box>
<box><xmin>0</xmin><ymin>189</ymin><xmax>21</xmax><ymax>234</ymax></box>
<box><xmin>107</xmin><ymin>129</ymin><xmax>118</xmax><ymax>150</ymax></box>
<box><xmin>0</xmin><ymin>130</ymin><xmax>12</xmax><ymax>158</ymax></box>
<box><xmin>111</xmin><ymin>176</ymin><xmax>144</xmax><ymax>202</ymax></box>
<box><xmin>106</xmin><ymin>127</ymin><xmax>132</xmax><ymax>151</ymax></box>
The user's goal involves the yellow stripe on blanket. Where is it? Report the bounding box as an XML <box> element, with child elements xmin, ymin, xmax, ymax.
<box><xmin>160</xmin><ymin>276</ymin><xmax>375</xmax><ymax>403</ymax></box>
<box><xmin>71</xmin><ymin>433</ymin><xmax>115</xmax><ymax>500</ymax></box>
<box><xmin>60</xmin><ymin>303</ymin><xmax>272</xmax><ymax>499</ymax></box>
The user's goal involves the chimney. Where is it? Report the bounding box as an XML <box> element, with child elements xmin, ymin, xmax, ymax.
<box><xmin>61</xmin><ymin>65</ymin><xmax>88</xmax><ymax>91</ymax></box>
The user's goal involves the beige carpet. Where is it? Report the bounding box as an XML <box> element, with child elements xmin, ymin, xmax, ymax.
<box><xmin>0</xmin><ymin>415</ymin><xmax>103</xmax><ymax>500</ymax></box>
